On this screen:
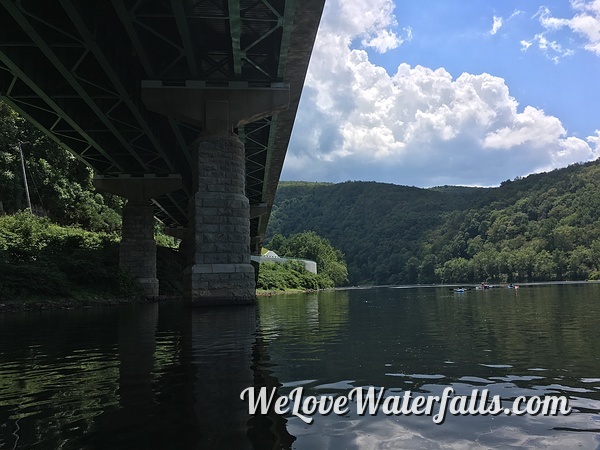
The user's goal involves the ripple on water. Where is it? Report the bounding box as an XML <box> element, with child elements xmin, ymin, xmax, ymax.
<box><xmin>458</xmin><ymin>376</ymin><xmax>492</xmax><ymax>384</ymax></box>
<box><xmin>281</xmin><ymin>379</ymin><xmax>319</xmax><ymax>388</ymax></box>
<box><xmin>580</xmin><ymin>378</ymin><xmax>600</xmax><ymax>383</ymax></box>
<box><xmin>315</xmin><ymin>380</ymin><xmax>356</xmax><ymax>390</ymax></box>
<box><xmin>385</xmin><ymin>373</ymin><xmax>446</xmax><ymax>380</ymax></box>
<box><xmin>489</xmin><ymin>375</ymin><xmax>546</xmax><ymax>382</ymax></box>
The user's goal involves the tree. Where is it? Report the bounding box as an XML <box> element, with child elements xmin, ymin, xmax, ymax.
<box><xmin>0</xmin><ymin>101</ymin><xmax>122</xmax><ymax>231</ymax></box>
<box><xmin>510</xmin><ymin>247</ymin><xmax>537</xmax><ymax>281</ymax></box>
<box><xmin>403</xmin><ymin>257</ymin><xmax>420</xmax><ymax>284</ymax></box>
<box><xmin>418</xmin><ymin>254</ymin><xmax>438</xmax><ymax>284</ymax></box>
<box><xmin>567</xmin><ymin>246</ymin><xmax>592</xmax><ymax>280</ymax></box>
<box><xmin>268</xmin><ymin>231</ymin><xmax>348</xmax><ymax>286</ymax></box>
<box><xmin>437</xmin><ymin>258</ymin><xmax>471</xmax><ymax>283</ymax></box>
<box><xmin>534</xmin><ymin>250</ymin><xmax>556</xmax><ymax>281</ymax></box>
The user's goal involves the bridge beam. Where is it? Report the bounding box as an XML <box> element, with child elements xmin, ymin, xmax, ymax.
<box><xmin>93</xmin><ymin>174</ymin><xmax>182</xmax><ymax>297</ymax></box>
<box><xmin>142</xmin><ymin>83</ymin><xmax>289</xmax><ymax>305</ymax></box>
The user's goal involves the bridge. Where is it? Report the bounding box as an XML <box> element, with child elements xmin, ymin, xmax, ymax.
<box><xmin>0</xmin><ymin>0</ymin><xmax>325</xmax><ymax>304</ymax></box>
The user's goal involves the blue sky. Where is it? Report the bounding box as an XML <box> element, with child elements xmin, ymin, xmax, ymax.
<box><xmin>282</xmin><ymin>0</ymin><xmax>600</xmax><ymax>187</ymax></box>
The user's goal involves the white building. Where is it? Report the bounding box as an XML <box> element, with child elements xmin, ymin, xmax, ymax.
<box><xmin>251</xmin><ymin>250</ymin><xmax>317</xmax><ymax>274</ymax></box>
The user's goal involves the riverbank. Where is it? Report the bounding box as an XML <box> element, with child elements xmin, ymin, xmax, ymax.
<box><xmin>0</xmin><ymin>294</ymin><xmax>176</xmax><ymax>314</ymax></box>
<box><xmin>256</xmin><ymin>288</ymin><xmax>319</xmax><ymax>297</ymax></box>
<box><xmin>0</xmin><ymin>214</ymin><xmax>185</xmax><ymax>312</ymax></box>
<box><xmin>0</xmin><ymin>289</ymin><xmax>323</xmax><ymax>313</ymax></box>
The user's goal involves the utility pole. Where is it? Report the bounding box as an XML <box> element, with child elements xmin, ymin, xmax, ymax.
<box><xmin>18</xmin><ymin>141</ymin><xmax>32</xmax><ymax>212</ymax></box>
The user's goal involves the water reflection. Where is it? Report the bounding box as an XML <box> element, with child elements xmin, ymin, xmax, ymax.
<box><xmin>263</xmin><ymin>285</ymin><xmax>600</xmax><ymax>449</ymax></box>
<box><xmin>0</xmin><ymin>308</ymin><xmax>121</xmax><ymax>449</ymax></box>
<box><xmin>0</xmin><ymin>303</ymin><xmax>293</xmax><ymax>449</ymax></box>
<box><xmin>1</xmin><ymin>284</ymin><xmax>600</xmax><ymax>449</ymax></box>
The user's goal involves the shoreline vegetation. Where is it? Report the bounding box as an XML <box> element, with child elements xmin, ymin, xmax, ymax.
<box><xmin>0</xmin><ymin>205</ymin><xmax>595</xmax><ymax>313</ymax></box>
<box><xmin>0</xmin><ymin>214</ymin><xmax>346</xmax><ymax>313</ymax></box>
<box><xmin>0</xmin><ymin>289</ymin><xmax>319</xmax><ymax>314</ymax></box>
<box><xmin>256</xmin><ymin>288</ymin><xmax>321</xmax><ymax>296</ymax></box>
<box><xmin>0</xmin><ymin>212</ymin><xmax>183</xmax><ymax>311</ymax></box>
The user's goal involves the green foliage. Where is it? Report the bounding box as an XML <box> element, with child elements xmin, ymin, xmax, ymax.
<box><xmin>269</xmin><ymin>161</ymin><xmax>600</xmax><ymax>284</ymax></box>
<box><xmin>0</xmin><ymin>212</ymin><xmax>126</xmax><ymax>300</ymax></box>
<box><xmin>0</xmin><ymin>101</ymin><xmax>122</xmax><ymax>231</ymax></box>
<box><xmin>116</xmin><ymin>270</ymin><xmax>143</xmax><ymax>298</ymax></box>
<box><xmin>267</xmin><ymin>231</ymin><xmax>348</xmax><ymax>286</ymax></box>
<box><xmin>0</xmin><ymin>212</ymin><xmax>182</xmax><ymax>300</ymax></box>
<box><xmin>257</xmin><ymin>261</ymin><xmax>333</xmax><ymax>291</ymax></box>
<box><xmin>154</xmin><ymin>222</ymin><xmax>178</xmax><ymax>248</ymax></box>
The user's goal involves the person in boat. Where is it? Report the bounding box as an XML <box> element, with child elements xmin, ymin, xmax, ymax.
<box><xmin>479</xmin><ymin>282</ymin><xmax>490</xmax><ymax>290</ymax></box>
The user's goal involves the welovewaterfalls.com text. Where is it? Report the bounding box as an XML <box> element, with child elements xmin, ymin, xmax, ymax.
<box><xmin>240</xmin><ymin>386</ymin><xmax>571</xmax><ymax>425</ymax></box>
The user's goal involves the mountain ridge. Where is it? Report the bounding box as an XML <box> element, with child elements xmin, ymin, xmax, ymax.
<box><xmin>268</xmin><ymin>160</ymin><xmax>600</xmax><ymax>284</ymax></box>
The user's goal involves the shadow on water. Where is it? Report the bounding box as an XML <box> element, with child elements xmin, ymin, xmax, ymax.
<box><xmin>0</xmin><ymin>302</ymin><xmax>295</xmax><ymax>449</ymax></box>
<box><xmin>3</xmin><ymin>284</ymin><xmax>600</xmax><ymax>449</ymax></box>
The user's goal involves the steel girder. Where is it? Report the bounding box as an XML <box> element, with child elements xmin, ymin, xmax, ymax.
<box><xmin>0</xmin><ymin>0</ymin><xmax>324</xmax><ymax>245</ymax></box>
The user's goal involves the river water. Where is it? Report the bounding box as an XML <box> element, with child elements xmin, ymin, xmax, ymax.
<box><xmin>1</xmin><ymin>284</ymin><xmax>599</xmax><ymax>449</ymax></box>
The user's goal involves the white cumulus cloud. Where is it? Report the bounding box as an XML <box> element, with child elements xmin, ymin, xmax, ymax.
<box><xmin>533</xmin><ymin>1</ymin><xmax>600</xmax><ymax>57</ymax></box>
<box><xmin>490</xmin><ymin>16</ymin><xmax>503</xmax><ymax>35</ymax></box>
<box><xmin>285</xmin><ymin>0</ymin><xmax>598</xmax><ymax>187</ymax></box>
<box><xmin>520</xmin><ymin>40</ymin><xmax>533</xmax><ymax>51</ymax></box>
<box><xmin>588</xmin><ymin>130</ymin><xmax>600</xmax><ymax>149</ymax></box>
<box><xmin>490</xmin><ymin>10</ymin><xmax>522</xmax><ymax>37</ymax></box>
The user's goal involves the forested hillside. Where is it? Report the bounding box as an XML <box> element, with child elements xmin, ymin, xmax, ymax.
<box><xmin>0</xmin><ymin>101</ymin><xmax>122</xmax><ymax>231</ymax></box>
<box><xmin>0</xmin><ymin>101</ymin><xmax>182</xmax><ymax>302</ymax></box>
<box><xmin>267</xmin><ymin>161</ymin><xmax>600</xmax><ymax>285</ymax></box>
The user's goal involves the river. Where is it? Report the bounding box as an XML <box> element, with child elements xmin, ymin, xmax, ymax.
<box><xmin>1</xmin><ymin>283</ymin><xmax>599</xmax><ymax>449</ymax></box>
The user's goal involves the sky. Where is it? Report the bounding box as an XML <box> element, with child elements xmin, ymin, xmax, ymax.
<box><xmin>281</xmin><ymin>0</ymin><xmax>600</xmax><ymax>187</ymax></box>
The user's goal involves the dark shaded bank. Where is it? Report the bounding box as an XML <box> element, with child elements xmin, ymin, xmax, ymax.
<box><xmin>0</xmin><ymin>295</ymin><xmax>176</xmax><ymax>314</ymax></box>
<box><xmin>0</xmin><ymin>245</ymin><xmax>184</xmax><ymax>313</ymax></box>
<box><xmin>0</xmin><ymin>213</ymin><xmax>184</xmax><ymax>311</ymax></box>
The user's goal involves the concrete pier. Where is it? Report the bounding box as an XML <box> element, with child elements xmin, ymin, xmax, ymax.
<box><xmin>184</xmin><ymin>133</ymin><xmax>255</xmax><ymax>305</ymax></box>
<box><xmin>120</xmin><ymin>201</ymin><xmax>158</xmax><ymax>296</ymax></box>
<box><xmin>142</xmin><ymin>82</ymin><xmax>290</xmax><ymax>305</ymax></box>
<box><xmin>93</xmin><ymin>174</ymin><xmax>182</xmax><ymax>297</ymax></box>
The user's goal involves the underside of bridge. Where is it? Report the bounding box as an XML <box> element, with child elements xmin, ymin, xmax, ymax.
<box><xmin>0</xmin><ymin>0</ymin><xmax>325</xmax><ymax>304</ymax></box>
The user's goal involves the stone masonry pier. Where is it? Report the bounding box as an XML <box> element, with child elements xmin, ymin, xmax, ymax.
<box><xmin>94</xmin><ymin>174</ymin><xmax>182</xmax><ymax>297</ymax></box>
<box><xmin>183</xmin><ymin>133</ymin><xmax>255</xmax><ymax>305</ymax></box>
<box><xmin>142</xmin><ymin>82</ymin><xmax>290</xmax><ymax>305</ymax></box>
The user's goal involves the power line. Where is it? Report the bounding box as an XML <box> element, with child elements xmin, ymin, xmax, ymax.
<box><xmin>17</xmin><ymin>142</ymin><xmax>31</xmax><ymax>212</ymax></box>
<box><xmin>26</xmin><ymin>162</ymin><xmax>44</xmax><ymax>209</ymax></box>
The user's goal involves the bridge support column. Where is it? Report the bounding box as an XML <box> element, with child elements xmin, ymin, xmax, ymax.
<box><xmin>141</xmin><ymin>81</ymin><xmax>290</xmax><ymax>305</ymax></box>
<box><xmin>120</xmin><ymin>201</ymin><xmax>158</xmax><ymax>296</ymax></box>
<box><xmin>93</xmin><ymin>174</ymin><xmax>182</xmax><ymax>297</ymax></box>
<box><xmin>184</xmin><ymin>132</ymin><xmax>255</xmax><ymax>305</ymax></box>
